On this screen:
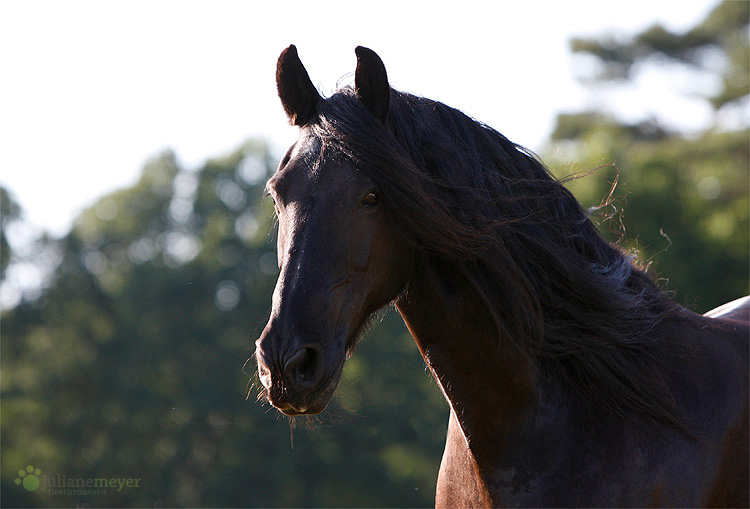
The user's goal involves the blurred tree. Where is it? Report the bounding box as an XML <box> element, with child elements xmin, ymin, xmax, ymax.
<box><xmin>0</xmin><ymin>186</ymin><xmax>22</xmax><ymax>281</ymax></box>
<box><xmin>547</xmin><ymin>0</ymin><xmax>749</xmax><ymax>311</ymax></box>
<box><xmin>570</xmin><ymin>0</ymin><xmax>749</xmax><ymax>111</ymax></box>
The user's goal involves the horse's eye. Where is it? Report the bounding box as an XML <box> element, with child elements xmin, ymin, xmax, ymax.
<box><xmin>361</xmin><ymin>192</ymin><xmax>379</xmax><ymax>207</ymax></box>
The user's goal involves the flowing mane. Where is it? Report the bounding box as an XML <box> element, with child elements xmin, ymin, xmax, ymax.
<box><xmin>312</xmin><ymin>87</ymin><xmax>685</xmax><ymax>431</ymax></box>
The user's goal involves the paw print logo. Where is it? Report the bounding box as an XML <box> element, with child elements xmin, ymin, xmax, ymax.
<box><xmin>15</xmin><ymin>465</ymin><xmax>41</xmax><ymax>492</ymax></box>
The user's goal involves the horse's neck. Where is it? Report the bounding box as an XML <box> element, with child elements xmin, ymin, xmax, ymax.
<box><xmin>395</xmin><ymin>256</ymin><xmax>538</xmax><ymax>464</ymax></box>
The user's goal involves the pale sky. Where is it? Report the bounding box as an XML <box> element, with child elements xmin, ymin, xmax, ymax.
<box><xmin>1</xmin><ymin>0</ymin><xmax>719</xmax><ymax>238</ymax></box>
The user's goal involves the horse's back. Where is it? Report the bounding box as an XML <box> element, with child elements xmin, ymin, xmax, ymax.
<box><xmin>698</xmin><ymin>296</ymin><xmax>749</xmax><ymax>507</ymax></box>
<box><xmin>704</xmin><ymin>296</ymin><xmax>750</xmax><ymax>323</ymax></box>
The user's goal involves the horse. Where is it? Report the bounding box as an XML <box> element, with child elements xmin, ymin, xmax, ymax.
<box><xmin>254</xmin><ymin>45</ymin><xmax>749</xmax><ymax>507</ymax></box>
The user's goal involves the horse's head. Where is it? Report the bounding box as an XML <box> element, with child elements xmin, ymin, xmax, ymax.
<box><xmin>255</xmin><ymin>46</ymin><xmax>412</xmax><ymax>415</ymax></box>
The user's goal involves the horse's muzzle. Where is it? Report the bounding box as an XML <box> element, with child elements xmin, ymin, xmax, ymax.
<box><xmin>255</xmin><ymin>341</ymin><xmax>336</xmax><ymax>415</ymax></box>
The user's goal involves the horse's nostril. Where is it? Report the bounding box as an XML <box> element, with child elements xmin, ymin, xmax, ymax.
<box><xmin>258</xmin><ymin>364</ymin><xmax>272</xmax><ymax>389</ymax></box>
<box><xmin>284</xmin><ymin>345</ymin><xmax>324</xmax><ymax>389</ymax></box>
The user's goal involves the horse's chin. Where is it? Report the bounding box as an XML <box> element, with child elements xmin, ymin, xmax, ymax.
<box><xmin>276</xmin><ymin>400</ymin><xmax>329</xmax><ymax>416</ymax></box>
<box><xmin>268</xmin><ymin>371</ymin><xmax>341</xmax><ymax>416</ymax></box>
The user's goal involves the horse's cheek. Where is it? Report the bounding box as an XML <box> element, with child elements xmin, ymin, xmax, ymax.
<box><xmin>348</xmin><ymin>216</ymin><xmax>377</xmax><ymax>269</ymax></box>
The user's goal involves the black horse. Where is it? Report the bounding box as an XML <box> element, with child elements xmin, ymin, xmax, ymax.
<box><xmin>254</xmin><ymin>45</ymin><xmax>749</xmax><ymax>507</ymax></box>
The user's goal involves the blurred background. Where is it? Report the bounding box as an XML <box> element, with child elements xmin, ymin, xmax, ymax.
<box><xmin>1</xmin><ymin>1</ymin><xmax>747</xmax><ymax>507</ymax></box>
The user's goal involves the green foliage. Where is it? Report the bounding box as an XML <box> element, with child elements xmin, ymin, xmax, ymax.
<box><xmin>546</xmin><ymin>115</ymin><xmax>748</xmax><ymax>311</ymax></box>
<box><xmin>571</xmin><ymin>0</ymin><xmax>749</xmax><ymax>109</ymax></box>
<box><xmin>550</xmin><ymin>1</ymin><xmax>749</xmax><ymax>311</ymax></box>
<box><xmin>0</xmin><ymin>186</ymin><xmax>22</xmax><ymax>281</ymax></box>
<box><xmin>1</xmin><ymin>141</ymin><xmax>446</xmax><ymax>507</ymax></box>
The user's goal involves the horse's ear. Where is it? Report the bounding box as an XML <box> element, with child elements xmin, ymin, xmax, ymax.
<box><xmin>276</xmin><ymin>45</ymin><xmax>322</xmax><ymax>126</ymax></box>
<box><xmin>354</xmin><ymin>46</ymin><xmax>390</xmax><ymax>123</ymax></box>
